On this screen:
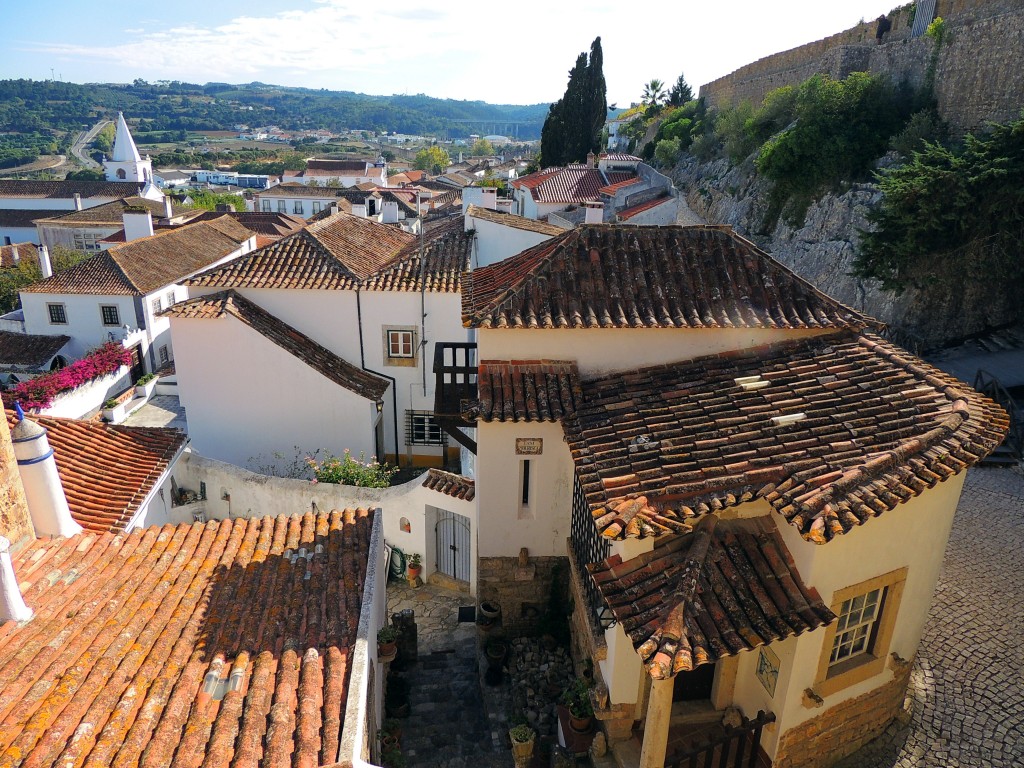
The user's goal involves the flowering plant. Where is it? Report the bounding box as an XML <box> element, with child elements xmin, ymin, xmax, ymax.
<box><xmin>2</xmin><ymin>342</ymin><xmax>131</xmax><ymax>410</ymax></box>
<box><xmin>305</xmin><ymin>449</ymin><xmax>398</xmax><ymax>488</ymax></box>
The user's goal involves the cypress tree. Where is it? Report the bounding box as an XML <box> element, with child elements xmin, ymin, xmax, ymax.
<box><xmin>540</xmin><ymin>37</ymin><xmax>607</xmax><ymax>166</ymax></box>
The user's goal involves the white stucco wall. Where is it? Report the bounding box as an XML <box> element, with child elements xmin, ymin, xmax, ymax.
<box><xmin>21</xmin><ymin>293</ymin><xmax>138</xmax><ymax>359</ymax></box>
<box><xmin>171</xmin><ymin>313</ymin><xmax>380</xmax><ymax>469</ymax></box>
<box><xmin>465</xmin><ymin>216</ymin><xmax>555</xmax><ymax>268</ymax></box>
<box><xmin>474</xmin><ymin>420</ymin><xmax>574</xmax><ymax>558</ymax></box>
<box><xmin>477</xmin><ymin>327</ymin><xmax>832</xmax><ymax>376</ymax></box>
<box><xmin>39</xmin><ymin>366</ymin><xmax>131</xmax><ymax>419</ymax></box>
<box><xmin>618</xmin><ymin>198</ymin><xmax>680</xmax><ymax>226</ymax></box>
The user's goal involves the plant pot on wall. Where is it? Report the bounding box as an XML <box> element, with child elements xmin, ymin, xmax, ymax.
<box><xmin>509</xmin><ymin>725</ymin><xmax>535</xmax><ymax>762</ymax></box>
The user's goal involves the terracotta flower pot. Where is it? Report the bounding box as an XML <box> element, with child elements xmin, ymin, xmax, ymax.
<box><xmin>569</xmin><ymin>714</ymin><xmax>593</xmax><ymax>733</ymax></box>
<box><xmin>407</xmin><ymin>564</ymin><xmax>422</xmax><ymax>581</ymax></box>
<box><xmin>378</xmin><ymin>641</ymin><xmax>397</xmax><ymax>663</ymax></box>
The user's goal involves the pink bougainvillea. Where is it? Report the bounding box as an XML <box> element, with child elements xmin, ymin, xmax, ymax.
<box><xmin>2</xmin><ymin>342</ymin><xmax>132</xmax><ymax>411</ymax></box>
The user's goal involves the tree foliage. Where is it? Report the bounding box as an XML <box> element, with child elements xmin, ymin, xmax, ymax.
<box><xmin>855</xmin><ymin>113</ymin><xmax>1024</xmax><ymax>293</ymax></box>
<box><xmin>0</xmin><ymin>247</ymin><xmax>90</xmax><ymax>314</ymax></box>
<box><xmin>471</xmin><ymin>138</ymin><xmax>494</xmax><ymax>156</ymax></box>
<box><xmin>540</xmin><ymin>37</ymin><xmax>607</xmax><ymax>166</ymax></box>
<box><xmin>668</xmin><ymin>74</ymin><xmax>694</xmax><ymax>107</ymax></box>
<box><xmin>642</xmin><ymin>79</ymin><xmax>666</xmax><ymax>110</ymax></box>
<box><xmin>413</xmin><ymin>145</ymin><xmax>450</xmax><ymax>174</ymax></box>
<box><xmin>186</xmin><ymin>190</ymin><xmax>246</xmax><ymax>211</ymax></box>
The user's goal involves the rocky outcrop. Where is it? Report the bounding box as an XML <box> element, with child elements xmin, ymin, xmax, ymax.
<box><xmin>672</xmin><ymin>156</ymin><xmax>1020</xmax><ymax>350</ymax></box>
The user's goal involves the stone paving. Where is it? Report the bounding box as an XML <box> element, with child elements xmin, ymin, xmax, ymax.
<box><xmin>386</xmin><ymin>582</ymin><xmax>513</xmax><ymax>768</ymax></box>
<box><xmin>837</xmin><ymin>467</ymin><xmax>1024</xmax><ymax>768</ymax></box>
<box><xmin>121</xmin><ymin>394</ymin><xmax>188</xmax><ymax>430</ymax></box>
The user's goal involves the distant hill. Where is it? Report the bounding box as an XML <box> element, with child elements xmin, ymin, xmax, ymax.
<box><xmin>0</xmin><ymin>79</ymin><xmax>550</xmax><ymax>140</ymax></box>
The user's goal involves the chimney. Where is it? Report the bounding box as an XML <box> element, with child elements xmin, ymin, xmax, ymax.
<box><xmin>38</xmin><ymin>245</ymin><xmax>52</xmax><ymax>279</ymax></box>
<box><xmin>0</xmin><ymin>404</ymin><xmax>35</xmax><ymax>546</ymax></box>
<box><xmin>72</xmin><ymin>193</ymin><xmax>82</xmax><ymax>211</ymax></box>
<box><xmin>215</xmin><ymin>203</ymin><xmax>233</xmax><ymax>212</ymax></box>
<box><xmin>351</xmin><ymin>203</ymin><xmax>367</xmax><ymax>218</ymax></box>
<box><xmin>584</xmin><ymin>201</ymin><xmax>604</xmax><ymax>225</ymax></box>
<box><xmin>10</xmin><ymin>404</ymin><xmax>83</xmax><ymax>538</ymax></box>
<box><xmin>163</xmin><ymin>195</ymin><xmax>174</xmax><ymax>219</ymax></box>
<box><xmin>481</xmin><ymin>187</ymin><xmax>498</xmax><ymax>211</ymax></box>
<box><xmin>381</xmin><ymin>200</ymin><xmax>399</xmax><ymax>224</ymax></box>
<box><xmin>123</xmin><ymin>209</ymin><xmax>155</xmax><ymax>241</ymax></box>
<box><xmin>10</xmin><ymin>245</ymin><xmax>18</xmax><ymax>264</ymax></box>
<box><xmin>0</xmin><ymin>537</ymin><xmax>32</xmax><ymax>623</ymax></box>
<box><xmin>587</xmin><ymin>151</ymin><xmax>597</xmax><ymax>168</ymax></box>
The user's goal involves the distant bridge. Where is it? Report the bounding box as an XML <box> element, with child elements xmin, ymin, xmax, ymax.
<box><xmin>444</xmin><ymin>119</ymin><xmax>542</xmax><ymax>139</ymax></box>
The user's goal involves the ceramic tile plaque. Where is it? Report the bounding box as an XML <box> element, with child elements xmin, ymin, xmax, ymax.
<box><xmin>756</xmin><ymin>645</ymin><xmax>780</xmax><ymax>697</ymax></box>
<box><xmin>515</xmin><ymin>438</ymin><xmax>543</xmax><ymax>455</ymax></box>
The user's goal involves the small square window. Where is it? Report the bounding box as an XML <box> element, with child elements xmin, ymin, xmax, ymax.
<box><xmin>100</xmin><ymin>305</ymin><xmax>120</xmax><ymax>326</ymax></box>
<box><xmin>47</xmin><ymin>303</ymin><xmax>67</xmax><ymax>325</ymax></box>
<box><xmin>166</xmin><ymin>290</ymin><xmax>175</xmax><ymax>306</ymax></box>
<box><xmin>151</xmin><ymin>296</ymin><xmax>162</xmax><ymax>314</ymax></box>
<box><xmin>159</xmin><ymin>345</ymin><xmax>170</xmax><ymax>365</ymax></box>
<box><xmin>293</xmin><ymin>201</ymin><xmax>304</xmax><ymax>214</ymax></box>
<box><xmin>406</xmin><ymin>411</ymin><xmax>445</xmax><ymax>446</ymax></box>
<box><xmin>829</xmin><ymin>588</ymin><xmax>883</xmax><ymax>667</ymax></box>
<box><xmin>387</xmin><ymin>330</ymin><xmax>414</xmax><ymax>358</ymax></box>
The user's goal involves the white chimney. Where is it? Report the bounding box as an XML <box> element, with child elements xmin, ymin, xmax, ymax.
<box><xmin>381</xmin><ymin>200</ymin><xmax>399</xmax><ymax>224</ymax></box>
<box><xmin>123</xmin><ymin>209</ymin><xmax>155</xmax><ymax>241</ymax></box>
<box><xmin>587</xmin><ymin>151</ymin><xmax>597</xmax><ymax>168</ymax></box>
<box><xmin>163</xmin><ymin>195</ymin><xmax>174</xmax><ymax>220</ymax></box>
<box><xmin>585</xmin><ymin>201</ymin><xmax>604</xmax><ymax>225</ymax></box>
<box><xmin>10</xmin><ymin>405</ymin><xmax>83</xmax><ymax>538</ymax></box>
<box><xmin>10</xmin><ymin>245</ymin><xmax>18</xmax><ymax>264</ymax></box>
<box><xmin>481</xmin><ymin>187</ymin><xmax>498</xmax><ymax>211</ymax></box>
<box><xmin>0</xmin><ymin>537</ymin><xmax>32</xmax><ymax>623</ymax></box>
<box><xmin>72</xmin><ymin>193</ymin><xmax>82</xmax><ymax>211</ymax></box>
<box><xmin>38</xmin><ymin>245</ymin><xmax>52</xmax><ymax>279</ymax></box>
<box><xmin>351</xmin><ymin>203</ymin><xmax>367</xmax><ymax>218</ymax></box>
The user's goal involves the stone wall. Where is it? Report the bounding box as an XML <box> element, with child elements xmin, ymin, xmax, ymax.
<box><xmin>0</xmin><ymin>416</ymin><xmax>33</xmax><ymax>548</ymax></box>
<box><xmin>477</xmin><ymin>555</ymin><xmax>567</xmax><ymax>635</ymax></box>
<box><xmin>699</xmin><ymin>0</ymin><xmax>1024</xmax><ymax>133</ymax></box>
<box><xmin>773</xmin><ymin>657</ymin><xmax>913</xmax><ymax>768</ymax></box>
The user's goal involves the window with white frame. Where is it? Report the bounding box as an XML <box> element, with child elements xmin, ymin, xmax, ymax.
<box><xmin>293</xmin><ymin>201</ymin><xmax>304</xmax><ymax>214</ymax></box>
<box><xmin>387</xmin><ymin>329</ymin><xmax>414</xmax><ymax>358</ymax></box>
<box><xmin>165</xmin><ymin>290</ymin><xmax>175</xmax><ymax>307</ymax></box>
<box><xmin>829</xmin><ymin>588</ymin><xmax>884</xmax><ymax>667</ymax></box>
<box><xmin>73</xmin><ymin>232</ymin><xmax>102</xmax><ymax>252</ymax></box>
<box><xmin>312</xmin><ymin>202</ymin><xmax>322</xmax><ymax>213</ymax></box>
<box><xmin>405</xmin><ymin>411</ymin><xmax>445</xmax><ymax>446</ymax></box>
<box><xmin>47</xmin><ymin>303</ymin><xmax>67</xmax><ymax>324</ymax></box>
<box><xmin>100</xmin><ymin>304</ymin><xmax>120</xmax><ymax>326</ymax></box>
<box><xmin>151</xmin><ymin>296</ymin><xmax>162</xmax><ymax>314</ymax></box>
<box><xmin>262</xmin><ymin>200</ymin><xmax>271</xmax><ymax>212</ymax></box>
<box><xmin>159</xmin><ymin>345</ymin><xmax>169</xmax><ymax>365</ymax></box>
<box><xmin>277</xmin><ymin>200</ymin><xmax>287</xmax><ymax>213</ymax></box>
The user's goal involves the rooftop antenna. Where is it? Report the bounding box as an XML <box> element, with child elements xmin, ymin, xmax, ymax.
<box><xmin>50</xmin><ymin>68</ymin><xmax>55</xmax><ymax>81</ymax></box>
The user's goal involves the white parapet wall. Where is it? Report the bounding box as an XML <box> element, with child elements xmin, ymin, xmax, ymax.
<box><xmin>40</xmin><ymin>366</ymin><xmax>132</xmax><ymax>419</ymax></box>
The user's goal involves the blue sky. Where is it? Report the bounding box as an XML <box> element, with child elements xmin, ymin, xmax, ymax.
<box><xmin>1</xmin><ymin>0</ymin><xmax>904</xmax><ymax>105</ymax></box>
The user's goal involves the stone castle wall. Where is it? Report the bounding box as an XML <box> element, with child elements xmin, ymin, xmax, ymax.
<box><xmin>699</xmin><ymin>0</ymin><xmax>1024</xmax><ymax>132</ymax></box>
<box><xmin>0</xmin><ymin>416</ymin><xmax>33</xmax><ymax>547</ymax></box>
<box><xmin>478</xmin><ymin>555</ymin><xmax>568</xmax><ymax>635</ymax></box>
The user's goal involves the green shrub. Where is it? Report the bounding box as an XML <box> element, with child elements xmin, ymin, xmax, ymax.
<box><xmin>306</xmin><ymin>450</ymin><xmax>397</xmax><ymax>487</ymax></box>
<box><xmin>654</xmin><ymin>138</ymin><xmax>681</xmax><ymax>167</ymax></box>
<box><xmin>690</xmin><ymin>132</ymin><xmax>719</xmax><ymax>163</ymax></box>
<box><xmin>716</xmin><ymin>101</ymin><xmax>757</xmax><ymax>164</ymax></box>
<box><xmin>135</xmin><ymin>373</ymin><xmax>156</xmax><ymax>386</ymax></box>
<box><xmin>890</xmin><ymin>109</ymin><xmax>948</xmax><ymax>157</ymax></box>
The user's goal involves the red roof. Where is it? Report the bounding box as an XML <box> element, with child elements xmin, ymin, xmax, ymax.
<box><xmin>512</xmin><ymin>166</ymin><xmax>636</xmax><ymax>204</ymax></box>
<box><xmin>1</xmin><ymin>507</ymin><xmax>374</xmax><ymax>766</ymax></box>
<box><xmin>617</xmin><ymin>194</ymin><xmax>674</xmax><ymax>220</ymax></box>
<box><xmin>5</xmin><ymin>411</ymin><xmax>186</xmax><ymax>533</ymax></box>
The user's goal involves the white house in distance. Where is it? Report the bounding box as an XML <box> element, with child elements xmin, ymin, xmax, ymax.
<box><xmin>431</xmin><ymin>223</ymin><xmax>1006</xmax><ymax>768</ymax></box>
<box><xmin>166</xmin><ymin>211</ymin><xmax>473</xmax><ymax>472</ymax></box>
<box><xmin>19</xmin><ymin>214</ymin><xmax>256</xmax><ymax>373</ymax></box>
<box><xmin>283</xmin><ymin>157</ymin><xmax>388</xmax><ymax>186</ymax></box>
<box><xmin>34</xmin><ymin>195</ymin><xmax>201</xmax><ymax>252</ymax></box>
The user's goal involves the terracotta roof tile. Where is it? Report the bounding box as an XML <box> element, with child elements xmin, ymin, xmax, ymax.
<box><xmin>589</xmin><ymin>515</ymin><xmax>834</xmax><ymax>678</ymax></box>
<box><xmin>465</xmin><ymin>205</ymin><xmax>564</xmax><ymax>236</ymax></box>
<box><xmin>164</xmin><ymin>290</ymin><xmax>390</xmax><ymax>401</ymax></box>
<box><xmin>187</xmin><ymin>213</ymin><xmax>472</xmax><ymax>293</ymax></box>
<box><xmin>462</xmin><ymin>225</ymin><xmax>874</xmax><ymax>331</ymax></box>
<box><xmin>616</xmin><ymin>194</ymin><xmax>674</xmax><ymax>220</ymax></box>
<box><xmin>258</xmin><ymin>183</ymin><xmax>378</xmax><ymax>199</ymax></box>
<box><xmin>0</xmin><ymin>331</ymin><xmax>69</xmax><ymax>368</ymax></box>
<box><xmin>0</xmin><ymin>179</ymin><xmax>150</xmax><ymax>199</ymax></box>
<box><xmin>511</xmin><ymin>166</ymin><xmax>633</xmax><ymax>204</ymax></box>
<box><xmin>39</xmin><ymin>196</ymin><xmax>193</xmax><ymax>225</ymax></box>
<box><xmin>0</xmin><ymin>209</ymin><xmax>57</xmax><ymax>228</ymax></box>
<box><xmin>470</xmin><ymin>360</ymin><xmax>582</xmax><ymax>422</ymax></box>
<box><xmin>565</xmin><ymin>331</ymin><xmax>1009</xmax><ymax>543</ymax></box>
<box><xmin>1</xmin><ymin>507</ymin><xmax>374</xmax><ymax>766</ymax></box>
<box><xmin>4</xmin><ymin>411</ymin><xmax>186</xmax><ymax>533</ymax></box>
<box><xmin>21</xmin><ymin>217</ymin><xmax>253</xmax><ymax>296</ymax></box>
<box><xmin>0</xmin><ymin>243</ymin><xmax>39</xmax><ymax>269</ymax></box>
<box><xmin>421</xmin><ymin>468</ymin><xmax>475</xmax><ymax>500</ymax></box>
<box><xmin>598</xmin><ymin>177</ymin><xmax>642</xmax><ymax>196</ymax></box>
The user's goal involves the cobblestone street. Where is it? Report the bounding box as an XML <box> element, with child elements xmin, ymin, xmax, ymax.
<box><xmin>838</xmin><ymin>468</ymin><xmax>1024</xmax><ymax>768</ymax></box>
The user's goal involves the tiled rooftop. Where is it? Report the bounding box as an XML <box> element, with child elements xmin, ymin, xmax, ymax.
<box><xmin>22</xmin><ymin>216</ymin><xmax>253</xmax><ymax>296</ymax></box>
<box><xmin>0</xmin><ymin>331</ymin><xmax>69</xmax><ymax>368</ymax></box>
<box><xmin>589</xmin><ymin>515</ymin><xmax>834</xmax><ymax>678</ymax></box>
<box><xmin>421</xmin><ymin>468</ymin><xmax>476</xmax><ymax>500</ymax></box>
<box><xmin>0</xmin><ymin>179</ymin><xmax>151</xmax><ymax>199</ymax></box>
<box><xmin>465</xmin><ymin>205</ymin><xmax>564</xmax><ymax>236</ymax></box>
<box><xmin>164</xmin><ymin>290</ymin><xmax>390</xmax><ymax>401</ymax></box>
<box><xmin>511</xmin><ymin>166</ymin><xmax>634</xmax><ymax>204</ymax></box>
<box><xmin>0</xmin><ymin>243</ymin><xmax>39</xmax><ymax>269</ymax></box>
<box><xmin>38</xmin><ymin>196</ymin><xmax>194</xmax><ymax>225</ymax></box>
<box><xmin>617</xmin><ymin>194</ymin><xmax>674</xmax><ymax>220</ymax></box>
<box><xmin>470</xmin><ymin>360</ymin><xmax>582</xmax><ymax>423</ymax></box>
<box><xmin>565</xmin><ymin>331</ymin><xmax>1009</xmax><ymax>543</ymax></box>
<box><xmin>187</xmin><ymin>213</ymin><xmax>472</xmax><ymax>293</ymax></box>
<box><xmin>462</xmin><ymin>224</ymin><xmax>873</xmax><ymax>331</ymax></box>
<box><xmin>0</xmin><ymin>208</ymin><xmax>56</xmax><ymax>228</ymax></box>
<box><xmin>4</xmin><ymin>411</ymin><xmax>186</xmax><ymax>533</ymax></box>
<box><xmin>1</xmin><ymin>507</ymin><xmax>374</xmax><ymax>766</ymax></box>
<box><xmin>257</xmin><ymin>183</ymin><xmax>377</xmax><ymax>199</ymax></box>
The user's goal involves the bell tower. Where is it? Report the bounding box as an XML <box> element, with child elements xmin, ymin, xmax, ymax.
<box><xmin>103</xmin><ymin>112</ymin><xmax>153</xmax><ymax>184</ymax></box>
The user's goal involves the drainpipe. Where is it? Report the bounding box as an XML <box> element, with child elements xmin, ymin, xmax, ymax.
<box><xmin>418</xmin><ymin>190</ymin><xmax>427</xmax><ymax>394</ymax></box>
<box><xmin>356</xmin><ymin>289</ymin><xmax>400</xmax><ymax>467</ymax></box>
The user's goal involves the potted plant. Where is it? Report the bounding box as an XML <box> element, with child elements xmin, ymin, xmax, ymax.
<box><xmin>508</xmin><ymin>724</ymin><xmax>535</xmax><ymax>762</ymax></box>
<box><xmin>101</xmin><ymin>397</ymin><xmax>127</xmax><ymax>424</ymax></box>
<box><xmin>381</xmin><ymin>745</ymin><xmax>405</xmax><ymax>768</ymax></box>
<box><xmin>377</xmin><ymin>625</ymin><xmax>400</xmax><ymax>663</ymax></box>
<box><xmin>561</xmin><ymin>677</ymin><xmax>594</xmax><ymax>733</ymax></box>
<box><xmin>134</xmin><ymin>373</ymin><xmax>157</xmax><ymax>399</ymax></box>
<box><xmin>406</xmin><ymin>553</ymin><xmax>422</xmax><ymax>583</ymax></box>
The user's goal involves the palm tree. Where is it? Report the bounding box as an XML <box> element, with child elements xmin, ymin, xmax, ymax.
<box><xmin>642</xmin><ymin>79</ymin><xmax>666</xmax><ymax>109</ymax></box>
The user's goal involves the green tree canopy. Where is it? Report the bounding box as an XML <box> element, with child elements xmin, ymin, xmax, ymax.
<box><xmin>540</xmin><ymin>37</ymin><xmax>607</xmax><ymax>166</ymax></box>
<box><xmin>471</xmin><ymin>138</ymin><xmax>494</xmax><ymax>156</ymax></box>
<box><xmin>668</xmin><ymin>74</ymin><xmax>693</xmax><ymax>107</ymax></box>
<box><xmin>642</xmin><ymin>79</ymin><xmax>666</xmax><ymax>110</ymax></box>
<box><xmin>413</xmin><ymin>145</ymin><xmax>451</xmax><ymax>174</ymax></box>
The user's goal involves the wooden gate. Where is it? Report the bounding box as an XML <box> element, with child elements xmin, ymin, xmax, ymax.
<box><xmin>664</xmin><ymin>710</ymin><xmax>775</xmax><ymax>768</ymax></box>
<box><xmin>435</xmin><ymin>509</ymin><xmax>471</xmax><ymax>582</ymax></box>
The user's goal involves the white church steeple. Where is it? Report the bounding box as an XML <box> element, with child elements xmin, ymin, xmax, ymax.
<box><xmin>104</xmin><ymin>113</ymin><xmax>152</xmax><ymax>183</ymax></box>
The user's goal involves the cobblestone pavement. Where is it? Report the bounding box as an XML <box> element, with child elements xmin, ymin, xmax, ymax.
<box><xmin>386</xmin><ymin>582</ymin><xmax>513</xmax><ymax>768</ymax></box>
<box><xmin>121</xmin><ymin>395</ymin><xmax>187</xmax><ymax>430</ymax></box>
<box><xmin>837</xmin><ymin>468</ymin><xmax>1024</xmax><ymax>768</ymax></box>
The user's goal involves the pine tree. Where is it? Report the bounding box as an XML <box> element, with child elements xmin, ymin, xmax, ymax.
<box><xmin>540</xmin><ymin>37</ymin><xmax>607</xmax><ymax>166</ymax></box>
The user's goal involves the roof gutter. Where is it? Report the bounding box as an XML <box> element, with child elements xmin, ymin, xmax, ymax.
<box><xmin>123</xmin><ymin>436</ymin><xmax>190</xmax><ymax>531</ymax></box>
<box><xmin>356</xmin><ymin>289</ymin><xmax>401</xmax><ymax>467</ymax></box>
